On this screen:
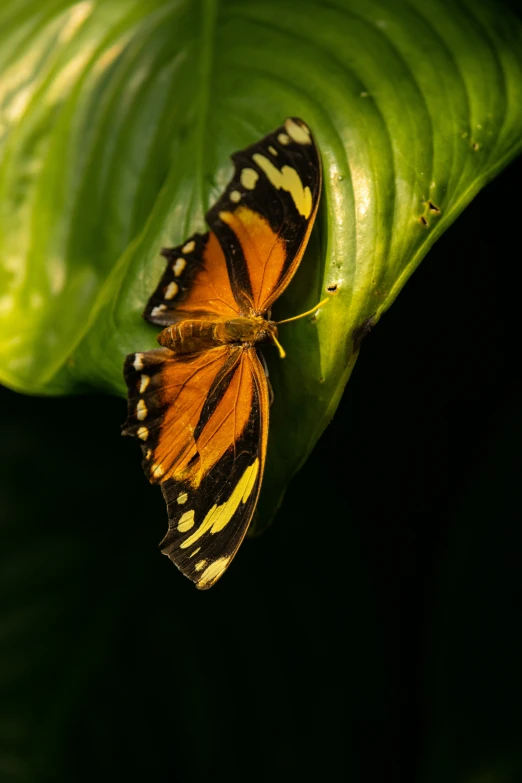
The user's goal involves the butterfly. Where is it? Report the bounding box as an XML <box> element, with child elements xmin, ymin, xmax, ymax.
<box><xmin>122</xmin><ymin>117</ymin><xmax>324</xmax><ymax>589</ymax></box>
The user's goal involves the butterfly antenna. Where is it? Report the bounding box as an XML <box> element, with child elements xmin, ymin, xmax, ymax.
<box><xmin>271</xmin><ymin>333</ymin><xmax>286</xmax><ymax>359</ymax></box>
<box><xmin>275</xmin><ymin>297</ymin><xmax>330</xmax><ymax>326</ymax></box>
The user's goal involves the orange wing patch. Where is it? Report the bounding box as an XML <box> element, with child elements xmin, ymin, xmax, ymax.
<box><xmin>171</xmin><ymin>232</ymin><xmax>240</xmax><ymax>320</ymax></box>
<box><xmin>194</xmin><ymin>350</ymin><xmax>257</xmax><ymax>483</ymax></box>
<box><xmin>123</xmin><ymin>345</ymin><xmax>236</xmax><ymax>483</ymax></box>
<box><xmin>218</xmin><ymin>206</ymin><xmax>287</xmax><ymax>312</ymax></box>
<box><xmin>144</xmin><ymin>231</ymin><xmax>239</xmax><ymax>326</ymax></box>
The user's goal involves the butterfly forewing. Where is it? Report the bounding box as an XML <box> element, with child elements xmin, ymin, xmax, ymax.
<box><xmin>144</xmin><ymin>117</ymin><xmax>321</xmax><ymax>325</ymax></box>
<box><xmin>206</xmin><ymin>117</ymin><xmax>322</xmax><ymax>313</ymax></box>
<box><xmin>159</xmin><ymin>349</ymin><xmax>269</xmax><ymax>589</ymax></box>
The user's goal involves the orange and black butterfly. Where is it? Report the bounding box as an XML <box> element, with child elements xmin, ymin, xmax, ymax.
<box><xmin>122</xmin><ymin>118</ymin><xmax>323</xmax><ymax>589</ymax></box>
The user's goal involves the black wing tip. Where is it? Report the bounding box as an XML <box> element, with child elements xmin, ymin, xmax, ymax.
<box><xmin>159</xmin><ymin>540</ymin><xmax>233</xmax><ymax>591</ymax></box>
<box><xmin>159</xmin><ymin>231</ymin><xmax>208</xmax><ymax>258</ymax></box>
<box><xmin>285</xmin><ymin>116</ymin><xmax>311</xmax><ymax>129</ymax></box>
<box><xmin>230</xmin><ymin>117</ymin><xmax>316</xmax><ymax>159</ymax></box>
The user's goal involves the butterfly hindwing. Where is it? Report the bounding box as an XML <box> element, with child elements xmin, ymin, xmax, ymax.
<box><xmin>206</xmin><ymin>117</ymin><xmax>322</xmax><ymax>313</ymax></box>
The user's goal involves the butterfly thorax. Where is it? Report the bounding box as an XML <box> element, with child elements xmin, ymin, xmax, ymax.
<box><xmin>158</xmin><ymin>316</ymin><xmax>278</xmax><ymax>355</ymax></box>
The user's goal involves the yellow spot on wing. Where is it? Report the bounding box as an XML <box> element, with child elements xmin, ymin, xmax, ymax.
<box><xmin>137</xmin><ymin>426</ymin><xmax>148</xmax><ymax>440</ymax></box>
<box><xmin>242</xmin><ymin>459</ymin><xmax>259</xmax><ymax>502</ymax></box>
<box><xmin>177</xmin><ymin>510</ymin><xmax>195</xmax><ymax>532</ymax></box>
<box><xmin>179</xmin><ymin>459</ymin><xmax>260</xmax><ymax>549</ymax></box>
<box><xmin>268</xmin><ymin>145</ymin><xmax>278</xmax><ymax>156</ymax></box>
<box><xmin>177</xmin><ymin>492</ymin><xmax>188</xmax><ymax>504</ymax></box>
<box><xmin>136</xmin><ymin>399</ymin><xmax>148</xmax><ymax>421</ymax></box>
<box><xmin>173</xmin><ymin>258</ymin><xmax>186</xmax><ymax>276</ymax></box>
<box><xmin>285</xmin><ymin>118</ymin><xmax>312</xmax><ymax>145</ymax></box>
<box><xmin>182</xmin><ymin>240</ymin><xmax>195</xmax><ymax>253</ymax></box>
<box><xmin>164</xmin><ymin>281</ymin><xmax>179</xmax><ymax>300</ymax></box>
<box><xmin>195</xmin><ymin>559</ymin><xmax>208</xmax><ymax>572</ymax></box>
<box><xmin>229</xmin><ymin>190</ymin><xmax>241</xmax><ymax>203</ymax></box>
<box><xmin>277</xmin><ymin>132</ymin><xmax>290</xmax><ymax>145</ymax></box>
<box><xmin>197</xmin><ymin>556</ymin><xmax>231</xmax><ymax>589</ymax></box>
<box><xmin>139</xmin><ymin>375</ymin><xmax>150</xmax><ymax>393</ymax></box>
<box><xmin>133</xmin><ymin>353</ymin><xmax>144</xmax><ymax>371</ymax></box>
<box><xmin>189</xmin><ymin>547</ymin><xmax>201</xmax><ymax>558</ymax></box>
<box><xmin>252</xmin><ymin>153</ymin><xmax>312</xmax><ymax>218</ymax></box>
<box><xmin>240</xmin><ymin>168</ymin><xmax>259</xmax><ymax>190</ymax></box>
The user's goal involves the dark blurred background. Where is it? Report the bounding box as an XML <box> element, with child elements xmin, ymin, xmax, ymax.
<box><xmin>1</xmin><ymin>153</ymin><xmax>522</xmax><ymax>782</ymax></box>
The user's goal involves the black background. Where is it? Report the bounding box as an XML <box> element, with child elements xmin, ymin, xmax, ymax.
<box><xmin>1</xmin><ymin>152</ymin><xmax>522</xmax><ymax>782</ymax></box>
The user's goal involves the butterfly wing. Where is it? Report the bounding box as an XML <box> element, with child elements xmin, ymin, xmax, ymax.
<box><xmin>144</xmin><ymin>118</ymin><xmax>321</xmax><ymax>325</ymax></box>
<box><xmin>143</xmin><ymin>231</ymin><xmax>239</xmax><ymax>327</ymax></box>
<box><xmin>123</xmin><ymin>346</ymin><xmax>269</xmax><ymax>589</ymax></box>
<box><xmin>206</xmin><ymin>117</ymin><xmax>322</xmax><ymax>314</ymax></box>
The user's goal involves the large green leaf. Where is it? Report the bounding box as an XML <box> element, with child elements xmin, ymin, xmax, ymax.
<box><xmin>1</xmin><ymin>0</ymin><xmax>522</xmax><ymax>528</ymax></box>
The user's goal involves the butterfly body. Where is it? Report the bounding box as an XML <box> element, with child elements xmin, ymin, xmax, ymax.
<box><xmin>123</xmin><ymin>117</ymin><xmax>322</xmax><ymax>589</ymax></box>
<box><xmin>157</xmin><ymin>315</ymin><xmax>278</xmax><ymax>355</ymax></box>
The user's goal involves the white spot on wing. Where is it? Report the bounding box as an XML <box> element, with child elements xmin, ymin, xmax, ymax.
<box><xmin>133</xmin><ymin>353</ymin><xmax>144</xmax><ymax>371</ymax></box>
<box><xmin>164</xmin><ymin>281</ymin><xmax>179</xmax><ymax>300</ymax></box>
<box><xmin>151</xmin><ymin>463</ymin><xmax>165</xmax><ymax>478</ymax></box>
<box><xmin>136</xmin><ymin>399</ymin><xmax>148</xmax><ymax>421</ymax></box>
<box><xmin>151</xmin><ymin>305</ymin><xmax>167</xmax><ymax>317</ymax></box>
<box><xmin>173</xmin><ymin>258</ymin><xmax>186</xmax><ymax>276</ymax></box>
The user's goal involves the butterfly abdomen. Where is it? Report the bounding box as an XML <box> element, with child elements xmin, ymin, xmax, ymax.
<box><xmin>157</xmin><ymin>317</ymin><xmax>277</xmax><ymax>354</ymax></box>
<box><xmin>157</xmin><ymin>320</ymin><xmax>226</xmax><ymax>354</ymax></box>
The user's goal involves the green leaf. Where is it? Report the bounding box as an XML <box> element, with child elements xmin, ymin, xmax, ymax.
<box><xmin>1</xmin><ymin>0</ymin><xmax>522</xmax><ymax>528</ymax></box>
